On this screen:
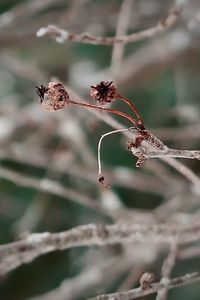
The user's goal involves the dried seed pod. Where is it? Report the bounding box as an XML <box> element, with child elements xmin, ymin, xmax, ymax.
<box><xmin>90</xmin><ymin>81</ymin><xmax>117</xmax><ymax>105</ymax></box>
<box><xmin>36</xmin><ymin>82</ymin><xmax>70</xmax><ymax>111</ymax></box>
<box><xmin>139</xmin><ymin>272</ymin><xmax>155</xmax><ymax>290</ymax></box>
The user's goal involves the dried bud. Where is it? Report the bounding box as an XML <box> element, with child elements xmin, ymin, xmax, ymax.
<box><xmin>36</xmin><ymin>82</ymin><xmax>70</xmax><ymax>111</ymax></box>
<box><xmin>139</xmin><ymin>272</ymin><xmax>155</xmax><ymax>290</ymax></box>
<box><xmin>98</xmin><ymin>175</ymin><xmax>105</xmax><ymax>184</ymax></box>
<box><xmin>90</xmin><ymin>81</ymin><xmax>117</xmax><ymax>105</ymax></box>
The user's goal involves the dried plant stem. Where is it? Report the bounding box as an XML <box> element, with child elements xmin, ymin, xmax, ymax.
<box><xmin>37</xmin><ymin>5</ymin><xmax>182</xmax><ymax>45</ymax></box>
<box><xmin>88</xmin><ymin>272</ymin><xmax>200</xmax><ymax>300</ymax></box>
<box><xmin>97</xmin><ymin>128</ymin><xmax>132</xmax><ymax>179</ymax></box>
<box><xmin>131</xmin><ymin>147</ymin><xmax>200</xmax><ymax>160</ymax></box>
<box><xmin>70</xmin><ymin>100</ymin><xmax>138</xmax><ymax>126</ymax></box>
<box><xmin>129</xmin><ymin>128</ymin><xmax>200</xmax><ymax>187</ymax></box>
<box><xmin>1</xmin><ymin>222</ymin><xmax>200</xmax><ymax>276</ymax></box>
<box><xmin>117</xmin><ymin>95</ymin><xmax>145</xmax><ymax>128</ymax></box>
<box><xmin>68</xmin><ymin>93</ymin><xmax>199</xmax><ymax>189</ymax></box>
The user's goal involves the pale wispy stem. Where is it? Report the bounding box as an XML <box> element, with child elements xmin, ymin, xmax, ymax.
<box><xmin>1</xmin><ymin>222</ymin><xmax>200</xmax><ymax>276</ymax></box>
<box><xmin>36</xmin><ymin>4</ymin><xmax>182</xmax><ymax>45</ymax></box>
<box><xmin>88</xmin><ymin>272</ymin><xmax>200</xmax><ymax>300</ymax></box>
<box><xmin>156</xmin><ymin>241</ymin><xmax>178</xmax><ymax>300</ymax></box>
<box><xmin>97</xmin><ymin>128</ymin><xmax>132</xmax><ymax>179</ymax></box>
<box><xmin>110</xmin><ymin>0</ymin><xmax>133</xmax><ymax>78</ymax></box>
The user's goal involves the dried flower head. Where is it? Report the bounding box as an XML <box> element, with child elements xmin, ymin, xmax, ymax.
<box><xmin>36</xmin><ymin>82</ymin><xmax>70</xmax><ymax>111</ymax></box>
<box><xmin>90</xmin><ymin>81</ymin><xmax>117</xmax><ymax>105</ymax></box>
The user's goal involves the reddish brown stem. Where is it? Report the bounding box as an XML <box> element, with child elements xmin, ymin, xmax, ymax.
<box><xmin>117</xmin><ymin>94</ymin><xmax>145</xmax><ymax>129</ymax></box>
<box><xmin>70</xmin><ymin>99</ymin><xmax>138</xmax><ymax>126</ymax></box>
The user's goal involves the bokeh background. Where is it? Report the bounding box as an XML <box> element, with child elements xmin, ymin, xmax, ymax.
<box><xmin>1</xmin><ymin>0</ymin><xmax>200</xmax><ymax>299</ymax></box>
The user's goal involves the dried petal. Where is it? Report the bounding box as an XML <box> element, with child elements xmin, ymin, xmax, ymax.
<box><xmin>90</xmin><ymin>81</ymin><xmax>117</xmax><ymax>105</ymax></box>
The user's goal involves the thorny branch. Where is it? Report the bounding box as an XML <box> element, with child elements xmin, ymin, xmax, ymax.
<box><xmin>36</xmin><ymin>5</ymin><xmax>182</xmax><ymax>45</ymax></box>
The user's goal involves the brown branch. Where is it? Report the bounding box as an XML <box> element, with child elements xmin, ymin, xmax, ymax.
<box><xmin>1</xmin><ymin>222</ymin><xmax>200</xmax><ymax>276</ymax></box>
<box><xmin>36</xmin><ymin>5</ymin><xmax>182</xmax><ymax>45</ymax></box>
<box><xmin>88</xmin><ymin>272</ymin><xmax>200</xmax><ymax>300</ymax></box>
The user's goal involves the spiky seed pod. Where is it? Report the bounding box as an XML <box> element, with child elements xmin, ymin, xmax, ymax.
<box><xmin>36</xmin><ymin>82</ymin><xmax>70</xmax><ymax>111</ymax></box>
<box><xmin>90</xmin><ymin>81</ymin><xmax>117</xmax><ymax>105</ymax></box>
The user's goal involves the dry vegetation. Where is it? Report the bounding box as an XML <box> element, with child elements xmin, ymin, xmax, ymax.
<box><xmin>1</xmin><ymin>0</ymin><xmax>200</xmax><ymax>299</ymax></box>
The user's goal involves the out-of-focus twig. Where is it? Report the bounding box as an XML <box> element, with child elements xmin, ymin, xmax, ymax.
<box><xmin>30</xmin><ymin>255</ymin><xmax>135</xmax><ymax>300</ymax></box>
<box><xmin>129</xmin><ymin>128</ymin><xmax>200</xmax><ymax>188</ymax></box>
<box><xmin>36</xmin><ymin>5</ymin><xmax>182</xmax><ymax>45</ymax></box>
<box><xmin>156</xmin><ymin>241</ymin><xmax>178</xmax><ymax>300</ymax></box>
<box><xmin>1</xmin><ymin>222</ymin><xmax>200</xmax><ymax>276</ymax></box>
<box><xmin>110</xmin><ymin>0</ymin><xmax>133</xmax><ymax>78</ymax></box>
<box><xmin>88</xmin><ymin>271</ymin><xmax>200</xmax><ymax>300</ymax></box>
<box><xmin>0</xmin><ymin>166</ymin><xmax>103</xmax><ymax>213</ymax></box>
<box><xmin>0</xmin><ymin>0</ymin><xmax>63</xmax><ymax>28</ymax></box>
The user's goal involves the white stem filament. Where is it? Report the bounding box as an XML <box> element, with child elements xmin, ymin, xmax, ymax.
<box><xmin>97</xmin><ymin>128</ymin><xmax>132</xmax><ymax>177</ymax></box>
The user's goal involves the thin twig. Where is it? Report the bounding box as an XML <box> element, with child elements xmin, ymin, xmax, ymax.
<box><xmin>70</xmin><ymin>99</ymin><xmax>138</xmax><ymax>126</ymax></box>
<box><xmin>129</xmin><ymin>128</ymin><xmax>200</xmax><ymax>188</ymax></box>
<box><xmin>131</xmin><ymin>147</ymin><xmax>200</xmax><ymax>160</ymax></box>
<box><xmin>88</xmin><ymin>272</ymin><xmax>200</xmax><ymax>300</ymax></box>
<box><xmin>110</xmin><ymin>0</ymin><xmax>133</xmax><ymax>78</ymax></box>
<box><xmin>36</xmin><ymin>5</ymin><xmax>182</xmax><ymax>45</ymax></box>
<box><xmin>156</xmin><ymin>241</ymin><xmax>178</xmax><ymax>300</ymax></box>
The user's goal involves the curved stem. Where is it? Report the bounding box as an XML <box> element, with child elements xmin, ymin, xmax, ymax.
<box><xmin>97</xmin><ymin>128</ymin><xmax>132</xmax><ymax>180</ymax></box>
<box><xmin>117</xmin><ymin>94</ymin><xmax>145</xmax><ymax>129</ymax></box>
<box><xmin>70</xmin><ymin>100</ymin><xmax>138</xmax><ymax>126</ymax></box>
